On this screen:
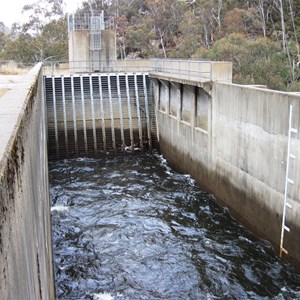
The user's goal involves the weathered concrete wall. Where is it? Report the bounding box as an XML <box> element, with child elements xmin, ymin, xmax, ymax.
<box><xmin>69</xmin><ymin>29</ymin><xmax>117</xmax><ymax>72</ymax></box>
<box><xmin>0</xmin><ymin>64</ymin><xmax>55</xmax><ymax>299</ymax></box>
<box><xmin>154</xmin><ymin>79</ymin><xmax>300</xmax><ymax>269</ymax></box>
<box><xmin>116</xmin><ymin>59</ymin><xmax>151</xmax><ymax>73</ymax></box>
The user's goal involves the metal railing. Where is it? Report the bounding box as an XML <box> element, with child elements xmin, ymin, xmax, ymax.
<box><xmin>68</xmin><ymin>13</ymin><xmax>115</xmax><ymax>32</ymax></box>
<box><xmin>150</xmin><ymin>59</ymin><xmax>233</xmax><ymax>83</ymax></box>
<box><xmin>42</xmin><ymin>58</ymin><xmax>232</xmax><ymax>82</ymax></box>
<box><xmin>43</xmin><ymin>60</ymin><xmax>151</xmax><ymax>75</ymax></box>
<box><xmin>150</xmin><ymin>59</ymin><xmax>212</xmax><ymax>80</ymax></box>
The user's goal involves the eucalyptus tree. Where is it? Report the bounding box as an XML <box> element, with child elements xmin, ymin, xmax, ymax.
<box><xmin>193</xmin><ymin>33</ymin><xmax>292</xmax><ymax>90</ymax></box>
<box><xmin>22</xmin><ymin>0</ymin><xmax>64</xmax><ymax>35</ymax></box>
<box><xmin>1</xmin><ymin>0</ymin><xmax>67</xmax><ymax>63</ymax></box>
<box><xmin>145</xmin><ymin>0</ymin><xmax>184</xmax><ymax>57</ymax></box>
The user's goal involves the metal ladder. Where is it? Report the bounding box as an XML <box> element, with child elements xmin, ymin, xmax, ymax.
<box><xmin>279</xmin><ymin>104</ymin><xmax>297</xmax><ymax>257</ymax></box>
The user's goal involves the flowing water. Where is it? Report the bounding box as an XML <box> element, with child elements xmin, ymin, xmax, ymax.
<box><xmin>49</xmin><ymin>154</ymin><xmax>300</xmax><ymax>300</ymax></box>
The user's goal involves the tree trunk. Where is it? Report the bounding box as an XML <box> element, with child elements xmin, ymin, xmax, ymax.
<box><xmin>278</xmin><ymin>0</ymin><xmax>287</xmax><ymax>53</ymax></box>
<box><xmin>257</xmin><ymin>0</ymin><xmax>267</xmax><ymax>38</ymax></box>
<box><xmin>288</xmin><ymin>0</ymin><xmax>300</xmax><ymax>59</ymax></box>
<box><xmin>212</xmin><ymin>0</ymin><xmax>222</xmax><ymax>27</ymax></box>
<box><xmin>159</xmin><ymin>29</ymin><xmax>167</xmax><ymax>58</ymax></box>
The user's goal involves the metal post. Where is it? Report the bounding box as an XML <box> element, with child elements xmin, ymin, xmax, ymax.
<box><xmin>80</xmin><ymin>75</ymin><xmax>88</xmax><ymax>155</ymax></box>
<box><xmin>51</xmin><ymin>76</ymin><xmax>59</xmax><ymax>159</ymax></box>
<box><xmin>143</xmin><ymin>74</ymin><xmax>152</xmax><ymax>150</ymax></box>
<box><xmin>108</xmin><ymin>75</ymin><xmax>116</xmax><ymax>155</ymax></box>
<box><xmin>61</xmin><ymin>76</ymin><xmax>69</xmax><ymax>158</ymax></box>
<box><xmin>117</xmin><ymin>74</ymin><xmax>125</xmax><ymax>151</ymax></box>
<box><xmin>98</xmin><ymin>75</ymin><xmax>107</xmax><ymax>153</ymax></box>
<box><xmin>89</xmin><ymin>76</ymin><xmax>98</xmax><ymax>156</ymax></box>
<box><xmin>134</xmin><ymin>74</ymin><xmax>143</xmax><ymax>152</ymax></box>
<box><xmin>126</xmin><ymin>74</ymin><xmax>134</xmax><ymax>151</ymax></box>
<box><xmin>71</xmin><ymin>75</ymin><xmax>78</xmax><ymax>156</ymax></box>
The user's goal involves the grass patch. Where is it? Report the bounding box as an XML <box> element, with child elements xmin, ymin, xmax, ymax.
<box><xmin>0</xmin><ymin>67</ymin><xmax>29</xmax><ymax>75</ymax></box>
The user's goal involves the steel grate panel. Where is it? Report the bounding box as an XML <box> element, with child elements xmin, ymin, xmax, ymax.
<box><xmin>44</xmin><ymin>73</ymin><xmax>158</xmax><ymax>160</ymax></box>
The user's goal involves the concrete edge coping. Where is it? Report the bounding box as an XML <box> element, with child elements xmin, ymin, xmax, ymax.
<box><xmin>149</xmin><ymin>71</ymin><xmax>212</xmax><ymax>93</ymax></box>
<box><xmin>149</xmin><ymin>72</ymin><xmax>211</xmax><ymax>83</ymax></box>
<box><xmin>214</xmin><ymin>81</ymin><xmax>300</xmax><ymax>97</ymax></box>
<box><xmin>0</xmin><ymin>62</ymin><xmax>43</xmax><ymax>173</ymax></box>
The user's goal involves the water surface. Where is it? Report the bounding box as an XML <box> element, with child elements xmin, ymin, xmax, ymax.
<box><xmin>49</xmin><ymin>154</ymin><xmax>300</xmax><ymax>299</ymax></box>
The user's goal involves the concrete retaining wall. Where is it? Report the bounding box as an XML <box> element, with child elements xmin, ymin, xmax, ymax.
<box><xmin>154</xmin><ymin>79</ymin><xmax>300</xmax><ymax>269</ymax></box>
<box><xmin>0</xmin><ymin>64</ymin><xmax>55</xmax><ymax>299</ymax></box>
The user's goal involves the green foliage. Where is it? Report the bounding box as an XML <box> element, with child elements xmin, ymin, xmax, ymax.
<box><xmin>0</xmin><ymin>34</ymin><xmax>37</xmax><ymax>64</ymax></box>
<box><xmin>0</xmin><ymin>32</ymin><xmax>7</xmax><ymax>52</ymax></box>
<box><xmin>125</xmin><ymin>17</ymin><xmax>157</xmax><ymax>58</ymax></box>
<box><xmin>39</xmin><ymin>18</ymin><xmax>68</xmax><ymax>59</ymax></box>
<box><xmin>0</xmin><ymin>17</ymin><xmax>67</xmax><ymax>63</ymax></box>
<box><xmin>1</xmin><ymin>0</ymin><xmax>300</xmax><ymax>90</ymax></box>
<box><xmin>194</xmin><ymin>33</ymin><xmax>292</xmax><ymax>90</ymax></box>
<box><xmin>175</xmin><ymin>11</ymin><xmax>203</xmax><ymax>58</ymax></box>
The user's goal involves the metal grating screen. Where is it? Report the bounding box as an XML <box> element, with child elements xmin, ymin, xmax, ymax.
<box><xmin>44</xmin><ymin>73</ymin><xmax>158</xmax><ymax>160</ymax></box>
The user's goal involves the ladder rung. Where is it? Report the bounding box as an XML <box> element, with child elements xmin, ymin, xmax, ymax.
<box><xmin>291</xmin><ymin>128</ymin><xmax>298</xmax><ymax>133</ymax></box>
<box><xmin>288</xmin><ymin>178</ymin><xmax>294</xmax><ymax>185</ymax></box>
<box><xmin>281</xmin><ymin>247</ymin><xmax>288</xmax><ymax>255</ymax></box>
<box><xmin>289</xmin><ymin>153</ymin><xmax>296</xmax><ymax>159</ymax></box>
<box><xmin>284</xmin><ymin>225</ymin><xmax>290</xmax><ymax>232</ymax></box>
<box><xmin>286</xmin><ymin>202</ymin><xmax>292</xmax><ymax>209</ymax></box>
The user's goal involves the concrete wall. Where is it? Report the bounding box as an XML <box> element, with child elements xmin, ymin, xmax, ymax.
<box><xmin>69</xmin><ymin>29</ymin><xmax>117</xmax><ymax>72</ymax></box>
<box><xmin>116</xmin><ymin>60</ymin><xmax>151</xmax><ymax>73</ymax></box>
<box><xmin>0</xmin><ymin>64</ymin><xmax>55</xmax><ymax>299</ymax></box>
<box><xmin>154</xmin><ymin>79</ymin><xmax>300</xmax><ymax>269</ymax></box>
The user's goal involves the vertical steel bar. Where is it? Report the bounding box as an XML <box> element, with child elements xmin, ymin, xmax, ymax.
<box><xmin>108</xmin><ymin>75</ymin><xmax>116</xmax><ymax>154</ymax></box>
<box><xmin>126</xmin><ymin>74</ymin><xmax>134</xmax><ymax>150</ymax></box>
<box><xmin>155</xmin><ymin>79</ymin><xmax>160</xmax><ymax>142</ymax></box>
<box><xmin>89</xmin><ymin>76</ymin><xmax>98</xmax><ymax>156</ymax></box>
<box><xmin>143</xmin><ymin>74</ymin><xmax>152</xmax><ymax>150</ymax></box>
<box><xmin>99</xmin><ymin>75</ymin><xmax>107</xmax><ymax>153</ymax></box>
<box><xmin>71</xmin><ymin>75</ymin><xmax>78</xmax><ymax>156</ymax></box>
<box><xmin>134</xmin><ymin>74</ymin><xmax>143</xmax><ymax>152</ymax></box>
<box><xmin>61</xmin><ymin>75</ymin><xmax>69</xmax><ymax>157</ymax></box>
<box><xmin>80</xmin><ymin>75</ymin><xmax>88</xmax><ymax>155</ymax></box>
<box><xmin>51</xmin><ymin>76</ymin><xmax>59</xmax><ymax>159</ymax></box>
<box><xmin>117</xmin><ymin>74</ymin><xmax>125</xmax><ymax>151</ymax></box>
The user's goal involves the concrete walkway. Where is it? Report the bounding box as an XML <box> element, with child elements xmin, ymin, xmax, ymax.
<box><xmin>0</xmin><ymin>66</ymin><xmax>41</xmax><ymax>161</ymax></box>
<box><xmin>0</xmin><ymin>75</ymin><xmax>24</xmax><ymax>97</ymax></box>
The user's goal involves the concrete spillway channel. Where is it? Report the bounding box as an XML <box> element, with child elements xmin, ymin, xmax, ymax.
<box><xmin>2</xmin><ymin>62</ymin><xmax>300</xmax><ymax>299</ymax></box>
<box><xmin>44</xmin><ymin>73</ymin><xmax>158</xmax><ymax>160</ymax></box>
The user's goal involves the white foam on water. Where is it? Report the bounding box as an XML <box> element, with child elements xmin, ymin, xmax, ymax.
<box><xmin>91</xmin><ymin>293</ymin><xmax>114</xmax><ymax>300</ymax></box>
<box><xmin>51</xmin><ymin>205</ymin><xmax>69</xmax><ymax>212</ymax></box>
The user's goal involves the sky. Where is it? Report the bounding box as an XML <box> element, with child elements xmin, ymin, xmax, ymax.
<box><xmin>0</xmin><ymin>0</ymin><xmax>84</xmax><ymax>28</ymax></box>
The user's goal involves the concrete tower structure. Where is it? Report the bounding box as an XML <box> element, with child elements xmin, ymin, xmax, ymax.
<box><xmin>68</xmin><ymin>9</ymin><xmax>116</xmax><ymax>73</ymax></box>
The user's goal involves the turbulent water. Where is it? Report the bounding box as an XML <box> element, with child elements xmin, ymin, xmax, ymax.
<box><xmin>49</xmin><ymin>154</ymin><xmax>300</xmax><ymax>300</ymax></box>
